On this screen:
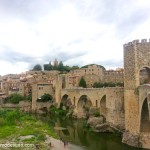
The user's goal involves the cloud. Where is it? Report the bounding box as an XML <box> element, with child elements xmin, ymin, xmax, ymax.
<box><xmin>0</xmin><ymin>0</ymin><xmax>150</xmax><ymax>75</ymax></box>
<box><xmin>0</xmin><ymin>46</ymin><xmax>34</xmax><ymax>63</ymax></box>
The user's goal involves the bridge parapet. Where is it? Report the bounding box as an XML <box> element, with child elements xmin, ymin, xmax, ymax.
<box><xmin>63</xmin><ymin>87</ymin><xmax>124</xmax><ymax>91</ymax></box>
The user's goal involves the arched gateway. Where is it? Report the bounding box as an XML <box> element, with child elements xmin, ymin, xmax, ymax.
<box><xmin>140</xmin><ymin>98</ymin><xmax>150</xmax><ymax>132</ymax></box>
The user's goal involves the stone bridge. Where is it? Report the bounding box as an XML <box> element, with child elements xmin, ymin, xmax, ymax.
<box><xmin>60</xmin><ymin>87</ymin><xmax>124</xmax><ymax>126</ymax></box>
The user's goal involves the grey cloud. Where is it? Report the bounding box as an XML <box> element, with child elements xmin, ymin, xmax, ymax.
<box><xmin>43</xmin><ymin>48</ymin><xmax>87</xmax><ymax>65</ymax></box>
<box><xmin>1</xmin><ymin>45</ymin><xmax>87</xmax><ymax>70</ymax></box>
<box><xmin>1</xmin><ymin>45</ymin><xmax>42</xmax><ymax>64</ymax></box>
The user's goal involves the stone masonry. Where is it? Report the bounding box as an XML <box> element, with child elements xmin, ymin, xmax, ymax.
<box><xmin>123</xmin><ymin>39</ymin><xmax>150</xmax><ymax>149</ymax></box>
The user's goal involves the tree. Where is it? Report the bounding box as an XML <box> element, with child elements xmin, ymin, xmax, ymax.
<box><xmin>57</xmin><ymin>61</ymin><xmax>64</xmax><ymax>71</ymax></box>
<box><xmin>72</xmin><ymin>65</ymin><xmax>79</xmax><ymax>70</ymax></box>
<box><xmin>64</xmin><ymin>65</ymin><xmax>71</xmax><ymax>72</ymax></box>
<box><xmin>79</xmin><ymin>77</ymin><xmax>87</xmax><ymax>88</ymax></box>
<box><xmin>43</xmin><ymin>64</ymin><xmax>49</xmax><ymax>70</ymax></box>
<box><xmin>37</xmin><ymin>93</ymin><xmax>52</xmax><ymax>102</ymax></box>
<box><xmin>32</xmin><ymin>64</ymin><xmax>42</xmax><ymax>71</ymax></box>
<box><xmin>47</xmin><ymin>64</ymin><xmax>53</xmax><ymax>70</ymax></box>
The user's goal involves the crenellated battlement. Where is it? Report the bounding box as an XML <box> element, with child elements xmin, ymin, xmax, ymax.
<box><xmin>124</xmin><ymin>39</ymin><xmax>150</xmax><ymax>47</ymax></box>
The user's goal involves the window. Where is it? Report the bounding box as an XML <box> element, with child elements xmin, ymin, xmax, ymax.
<box><xmin>39</xmin><ymin>87</ymin><xmax>43</xmax><ymax>90</ymax></box>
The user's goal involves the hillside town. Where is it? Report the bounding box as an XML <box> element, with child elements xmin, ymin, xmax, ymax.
<box><xmin>0</xmin><ymin>59</ymin><xmax>124</xmax><ymax>102</ymax></box>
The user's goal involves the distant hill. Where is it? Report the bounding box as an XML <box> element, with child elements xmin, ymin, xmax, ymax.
<box><xmin>81</xmin><ymin>64</ymin><xmax>105</xmax><ymax>70</ymax></box>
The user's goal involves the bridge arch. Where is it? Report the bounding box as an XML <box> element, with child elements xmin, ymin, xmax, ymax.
<box><xmin>61</xmin><ymin>94</ymin><xmax>72</xmax><ymax>108</ymax></box>
<box><xmin>100</xmin><ymin>95</ymin><xmax>106</xmax><ymax>117</ymax></box>
<box><xmin>77</xmin><ymin>95</ymin><xmax>92</xmax><ymax>117</ymax></box>
<box><xmin>140</xmin><ymin>98</ymin><xmax>150</xmax><ymax>132</ymax></box>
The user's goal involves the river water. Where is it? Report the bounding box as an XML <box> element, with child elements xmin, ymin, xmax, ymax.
<box><xmin>38</xmin><ymin>115</ymin><xmax>140</xmax><ymax>150</ymax></box>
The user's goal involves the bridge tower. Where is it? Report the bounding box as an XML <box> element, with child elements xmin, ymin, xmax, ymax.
<box><xmin>123</xmin><ymin>39</ymin><xmax>150</xmax><ymax>147</ymax></box>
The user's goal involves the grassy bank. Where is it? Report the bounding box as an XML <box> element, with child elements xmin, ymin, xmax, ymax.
<box><xmin>0</xmin><ymin>109</ymin><xmax>57</xmax><ymax>149</ymax></box>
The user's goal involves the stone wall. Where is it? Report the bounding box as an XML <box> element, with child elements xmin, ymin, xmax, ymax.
<box><xmin>1</xmin><ymin>101</ymin><xmax>31</xmax><ymax>112</ymax></box>
<box><xmin>83</xmin><ymin>74</ymin><xmax>101</xmax><ymax>87</ymax></box>
<box><xmin>104</xmin><ymin>70</ymin><xmax>124</xmax><ymax>83</ymax></box>
<box><xmin>32</xmin><ymin>82</ymin><xmax>54</xmax><ymax>111</ymax></box>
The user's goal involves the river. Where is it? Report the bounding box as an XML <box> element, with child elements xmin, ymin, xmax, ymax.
<box><xmin>37</xmin><ymin>115</ymin><xmax>141</xmax><ymax>150</ymax></box>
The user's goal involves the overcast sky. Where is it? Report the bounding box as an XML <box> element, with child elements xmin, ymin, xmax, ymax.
<box><xmin>0</xmin><ymin>0</ymin><xmax>150</xmax><ymax>75</ymax></box>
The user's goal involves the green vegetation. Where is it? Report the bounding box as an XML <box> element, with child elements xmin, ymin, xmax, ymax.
<box><xmin>93</xmin><ymin>82</ymin><xmax>124</xmax><ymax>88</ymax></box>
<box><xmin>44</xmin><ymin>60</ymin><xmax>79</xmax><ymax>72</ymax></box>
<box><xmin>49</xmin><ymin>105</ymin><xmax>68</xmax><ymax>117</ymax></box>
<box><xmin>32</xmin><ymin>64</ymin><xmax>42</xmax><ymax>71</ymax></box>
<box><xmin>81</xmin><ymin>64</ymin><xmax>105</xmax><ymax>70</ymax></box>
<box><xmin>4</xmin><ymin>93</ymin><xmax>24</xmax><ymax>104</ymax></box>
<box><xmin>24</xmin><ymin>94</ymin><xmax>32</xmax><ymax>102</ymax></box>
<box><xmin>4</xmin><ymin>93</ymin><xmax>31</xmax><ymax>104</ymax></box>
<box><xmin>94</xmin><ymin>111</ymin><xmax>100</xmax><ymax>117</ymax></box>
<box><xmin>0</xmin><ymin>109</ymin><xmax>57</xmax><ymax>148</ymax></box>
<box><xmin>79</xmin><ymin>77</ymin><xmax>87</xmax><ymax>88</ymax></box>
<box><xmin>83</xmin><ymin>121</ymin><xmax>94</xmax><ymax>132</ymax></box>
<box><xmin>37</xmin><ymin>93</ymin><xmax>53</xmax><ymax>102</ymax></box>
<box><xmin>34</xmin><ymin>60</ymin><xmax>106</xmax><ymax>74</ymax></box>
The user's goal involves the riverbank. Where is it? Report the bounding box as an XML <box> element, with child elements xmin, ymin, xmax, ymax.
<box><xmin>0</xmin><ymin>109</ymin><xmax>141</xmax><ymax>150</ymax></box>
<box><xmin>47</xmin><ymin>136</ymin><xmax>85</xmax><ymax>150</ymax></box>
<box><xmin>0</xmin><ymin>109</ymin><xmax>58</xmax><ymax>149</ymax></box>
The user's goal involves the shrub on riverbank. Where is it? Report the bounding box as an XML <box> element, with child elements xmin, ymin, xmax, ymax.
<box><xmin>49</xmin><ymin>105</ymin><xmax>68</xmax><ymax>117</ymax></box>
<box><xmin>4</xmin><ymin>93</ymin><xmax>32</xmax><ymax>104</ymax></box>
<box><xmin>0</xmin><ymin>109</ymin><xmax>57</xmax><ymax>147</ymax></box>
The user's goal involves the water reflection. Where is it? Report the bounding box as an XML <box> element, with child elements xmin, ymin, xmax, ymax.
<box><xmin>36</xmin><ymin>115</ymin><xmax>140</xmax><ymax>150</ymax></box>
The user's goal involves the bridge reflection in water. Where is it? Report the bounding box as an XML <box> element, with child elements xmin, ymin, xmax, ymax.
<box><xmin>37</xmin><ymin>114</ymin><xmax>140</xmax><ymax>150</ymax></box>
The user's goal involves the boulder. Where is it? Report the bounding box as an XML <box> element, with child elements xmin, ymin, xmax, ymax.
<box><xmin>95</xmin><ymin>123</ymin><xmax>114</xmax><ymax>132</ymax></box>
<box><xmin>87</xmin><ymin>116</ymin><xmax>104</xmax><ymax>128</ymax></box>
<box><xmin>62</xmin><ymin>106</ymin><xmax>66</xmax><ymax>110</ymax></box>
<box><xmin>19</xmin><ymin>135</ymin><xmax>35</xmax><ymax>140</ymax></box>
<box><xmin>122</xmin><ymin>131</ymin><xmax>141</xmax><ymax>148</ymax></box>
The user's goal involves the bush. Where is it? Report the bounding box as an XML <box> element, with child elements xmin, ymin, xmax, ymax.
<box><xmin>4</xmin><ymin>93</ymin><xmax>24</xmax><ymax>104</ymax></box>
<box><xmin>24</xmin><ymin>94</ymin><xmax>32</xmax><ymax>102</ymax></box>
<box><xmin>94</xmin><ymin>111</ymin><xmax>100</xmax><ymax>117</ymax></box>
<box><xmin>49</xmin><ymin>105</ymin><xmax>57</xmax><ymax>115</ymax></box>
<box><xmin>93</xmin><ymin>82</ymin><xmax>124</xmax><ymax>88</ymax></box>
<box><xmin>79</xmin><ymin>77</ymin><xmax>87</xmax><ymax>88</ymax></box>
<box><xmin>37</xmin><ymin>93</ymin><xmax>52</xmax><ymax>102</ymax></box>
<box><xmin>49</xmin><ymin>105</ymin><xmax>68</xmax><ymax>117</ymax></box>
<box><xmin>4</xmin><ymin>109</ymin><xmax>23</xmax><ymax>125</ymax></box>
